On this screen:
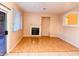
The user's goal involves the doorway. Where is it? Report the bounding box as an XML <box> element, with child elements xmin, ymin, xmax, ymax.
<box><xmin>41</xmin><ymin>17</ymin><xmax>50</xmax><ymax>36</ymax></box>
<box><xmin>0</xmin><ymin>10</ymin><xmax>7</xmax><ymax>56</ymax></box>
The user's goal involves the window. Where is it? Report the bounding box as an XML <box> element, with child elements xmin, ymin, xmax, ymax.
<box><xmin>13</xmin><ymin>9</ymin><xmax>22</xmax><ymax>31</ymax></box>
<box><xmin>63</xmin><ymin>12</ymin><xmax>79</xmax><ymax>27</ymax></box>
<box><xmin>66</xmin><ymin>13</ymin><xmax>78</xmax><ymax>25</ymax></box>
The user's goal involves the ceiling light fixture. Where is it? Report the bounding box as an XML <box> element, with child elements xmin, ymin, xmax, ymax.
<box><xmin>43</xmin><ymin>8</ymin><xmax>46</xmax><ymax>10</ymax></box>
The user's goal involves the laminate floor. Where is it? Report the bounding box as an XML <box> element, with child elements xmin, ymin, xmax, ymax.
<box><xmin>10</xmin><ymin>37</ymin><xmax>79</xmax><ymax>53</ymax></box>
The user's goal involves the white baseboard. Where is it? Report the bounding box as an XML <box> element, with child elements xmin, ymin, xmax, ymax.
<box><xmin>23</xmin><ymin>35</ymin><xmax>41</xmax><ymax>37</ymax></box>
<box><xmin>57</xmin><ymin>35</ymin><xmax>79</xmax><ymax>48</ymax></box>
<box><xmin>8</xmin><ymin>36</ymin><xmax>23</xmax><ymax>53</ymax></box>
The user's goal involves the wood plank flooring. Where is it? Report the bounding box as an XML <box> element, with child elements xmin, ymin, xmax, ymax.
<box><xmin>10</xmin><ymin>37</ymin><xmax>79</xmax><ymax>53</ymax></box>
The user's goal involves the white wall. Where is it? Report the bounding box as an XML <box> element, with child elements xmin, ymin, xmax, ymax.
<box><xmin>61</xmin><ymin>26</ymin><xmax>79</xmax><ymax>48</ymax></box>
<box><xmin>58</xmin><ymin>7</ymin><xmax>79</xmax><ymax>48</ymax></box>
<box><xmin>50</xmin><ymin>14</ymin><xmax>63</xmax><ymax>37</ymax></box>
<box><xmin>23</xmin><ymin>13</ymin><xmax>41</xmax><ymax>37</ymax></box>
<box><xmin>23</xmin><ymin>13</ymin><xmax>62</xmax><ymax>37</ymax></box>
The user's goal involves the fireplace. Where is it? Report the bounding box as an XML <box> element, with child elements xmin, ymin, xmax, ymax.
<box><xmin>32</xmin><ymin>28</ymin><xmax>39</xmax><ymax>35</ymax></box>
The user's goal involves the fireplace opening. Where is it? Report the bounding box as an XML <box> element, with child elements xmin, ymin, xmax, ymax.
<box><xmin>32</xmin><ymin>28</ymin><xmax>39</xmax><ymax>35</ymax></box>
